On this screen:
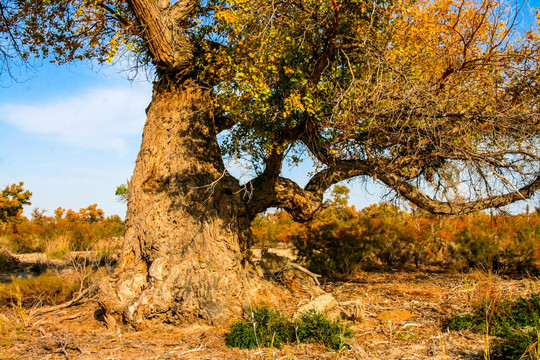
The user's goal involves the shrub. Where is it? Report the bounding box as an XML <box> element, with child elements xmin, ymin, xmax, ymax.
<box><xmin>226</xmin><ymin>305</ymin><xmax>293</xmax><ymax>349</ymax></box>
<box><xmin>252</xmin><ymin>211</ymin><xmax>305</xmax><ymax>248</ymax></box>
<box><xmin>1</xmin><ymin>206</ymin><xmax>124</xmax><ymax>255</ymax></box>
<box><xmin>295</xmin><ymin>309</ymin><xmax>354</xmax><ymax>350</ymax></box>
<box><xmin>7</xmin><ymin>233</ymin><xmax>41</xmax><ymax>254</ymax></box>
<box><xmin>446</xmin><ymin>213</ymin><xmax>540</xmax><ymax>274</ymax></box>
<box><xmin>225</xmin><ymin>305</ymin><xmax>353</xmax><ymax>351</ymax></box>
<box><xmin>446</xmin><ymin>312</ymin><xmax>482</xmax><ymax>332</ymax></box>
<box><xmin>294</xmin><ymin>205</ymin><xmax>372</xmax><ymax>277</ymax></box>
<box><xmin>0</xmin><ymin>271</ymin><xmax>80</xmax><ymax>308</ymax></box>
<box><xmin>445</xmin><ymin>292</ymin><xmax>540</xmax><ymax>360</ymax></box>
<box><xmin>254</xmin><ymin>196</ymin><xmax>539</xmax><ymax>276</ymax></box>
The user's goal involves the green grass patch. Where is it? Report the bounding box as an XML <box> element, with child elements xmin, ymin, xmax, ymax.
<box><xmin>225</xmin><ymin>305</ymin><xmax>353</xmax><ymax>351</ymax></box>
<box><xmin>445</xmin><ymin>292</ymin><xmax>540</xmax><ymax>360</ymax></box>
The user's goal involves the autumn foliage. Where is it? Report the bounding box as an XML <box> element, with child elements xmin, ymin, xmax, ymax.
<box><xmin>252</xmin><ymin>192</ymin><xmax>540</xmax><ymax>277</ymax></box>
<box><xmin>0</xmin><ymin>182</ymin><xmax>32</xmax><ymax>225</ymax></box>
<box><xmin>0</xmin><ymin>203</ymin><xmax>124</xmax><ymax>255</ymax></box>
<box><xmin>209</xmin><ymin>0</ymin><xmax>540</xmax><ymax>216</ymax></box>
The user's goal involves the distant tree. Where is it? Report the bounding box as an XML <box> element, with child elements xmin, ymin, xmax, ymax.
<box><xmin>0</xmin><ymin>182</ymin><xmax>32</xmax><ymax>225</ymax></box>
<box><xmin>115</xmin><ymin>184</ymin><xmax>128</xmax><ymax>204</ymax></box>
<box><xmin>294</xmin><ymin>186</ymin><xmax>367</xmax><ymax>277</ymax></box>
<box><xmin>78</xmin><ymin>204</ymin><xmax>105</xmax><ymax>223</ymax></box>
<box><xmin>30</xmin><ymin>207</ymin><xmax>47</xmax><ymax>225</ymax></box>
<box><xmin>327</xmin><ymin>185</ymin><xmax>351</xmax><ymax>209</ymax></box>
<box><xmin>251</xmin><ymin>210</ymin><xmax>306</xmax><ymax>247</ymax></box>
<box><xmin>53</xmin><ymin>207</ymin><xmax>66</xmax><ymax>220</ymax></box>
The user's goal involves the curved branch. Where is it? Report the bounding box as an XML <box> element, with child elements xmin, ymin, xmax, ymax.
<box><xmin>248</xmin><ymin>158</ymin><xmax>369</xmax><ymax>222</ymax></box>
<box><xmin>247</xmin><ymin>176</ymin><xmax>323</xmax><ymax>222</ymax></box>
<box><xmin>305</xmin><ymin>160</ymin><xmax>372</xmax><ymax>195</ymax></box>
<box><xmin>377</xmin><ymin>172</ymin><xmax>540</xmax><ymax>215</ymax></box>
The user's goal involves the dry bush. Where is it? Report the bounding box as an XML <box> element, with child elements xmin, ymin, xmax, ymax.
<box><xmin>254</xmin><ymin>202</ymin><xmax>539</xmax><ymax>277</ymax></box>
<box><xmin>1</xmin><ymin>207</ymin><xmax>124</xmax><ymax>255</ymax></box>
<box><xmin>466</xmin><ymin>272</ymin><xmax>505</xmax><ymax>310</ymax></box>
<box><xmin>43</xmin><ymin>235</ymin><xmax>71</xmax><ymax>260</ymax></box>
<box><xmin>0</xmin><ymin>271</ymin><xmax>80</xmax><ymax>308</ymax></box>
<box><xmin>92</xmin><ymin>236</ymin><xmax>122</xmax><ymax>263</ymax></box>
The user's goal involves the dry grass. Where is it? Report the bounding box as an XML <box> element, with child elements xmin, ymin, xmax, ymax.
<box><xmin>0</xmin><ymin>236</ymin><xmax>9</xmax><ymax>248</ymax></box>
<box><xmin>1</xmin><ymin>269</ymin><xmax>536</xmax><ymax>359</ymax></box>
<box><xmin>43</xmin><ymin>235</ymin><xmax>72</xmax><ymax>260</ymax></box>
<box><xmin>463</xmin><ymin>271</ymin><xmax>505</xmax><ymax>309</ymax></box>
<box><xmin>1</xmin><ymin>243</ymin><xmax>539</xmax><ymax>360</ymax></box>
<box><xmin>0</xmin><ymin>271</ymin><xmax>80</xmax><ymax>308</ymax></box>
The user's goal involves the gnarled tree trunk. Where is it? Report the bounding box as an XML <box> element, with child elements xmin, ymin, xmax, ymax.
<box><xmin>99</xmin><ymin>75</ymin><xmax>277</xmax><ymax>327</ymax></box>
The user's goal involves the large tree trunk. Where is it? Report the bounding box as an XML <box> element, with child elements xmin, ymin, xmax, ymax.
<box><xmin>99</xmin><ymin>75</ymin><xmax>275</xmax><ymax>327</ymax></box>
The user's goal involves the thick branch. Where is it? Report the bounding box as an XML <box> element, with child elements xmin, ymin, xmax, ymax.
<box><xmin>264</xmin><ymin>147</ymin><xmax>285</xmax><ymax>180</ymax></box>
<box><xmin>378</xmin><ymin>172</ymin><xmax>540</xmax><ymax>215</ymax></box>
<box><xmin>168</xmin><ymin>0</ymin><xmax>195</xmax><ymax>18</ymax></box>
<box><xmin>214</xmin><ymin>111</ymin><xmax>235</xmax><ymax>133</ymax></box>
<box><xmin>247</xmin><ymin>176</ymin><xmax>323</xmax><ymax>222</ymax></box>
<box><xmin>127</xmin><ymin>0</ymin><xmax>194</xmax><ymax>70</ymax></box>
<box><xmin>305</xmin><ymin>161</ymin><xmax>371</xmax><ymax>195</ymax></box>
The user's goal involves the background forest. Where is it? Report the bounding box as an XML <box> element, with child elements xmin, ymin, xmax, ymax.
<box><xmin>1</xmin><ymin>183</ymin><xmax>539</xmax><ymax>359</ymax></box>
<box><xmin>1</xmin><ymin>183</ymin><xmax>538</xmax><ymax>277</ymax></box>
<box><xmin>253</xmin><ymin>186</ymin><xmax>540</xmax><ymax>277</ymax></box>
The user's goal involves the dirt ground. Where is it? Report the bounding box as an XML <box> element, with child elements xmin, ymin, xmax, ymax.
<box><xmin>2</xmin><ymin>268</ymin><xmax>537</xmax><ymax>360</ymax></box>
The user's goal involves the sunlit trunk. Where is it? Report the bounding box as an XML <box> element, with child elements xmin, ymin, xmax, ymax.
<box><xmin>99</xmin><ymin>76</ymin><xmax>267</xmax><ymax>327</ymax></box>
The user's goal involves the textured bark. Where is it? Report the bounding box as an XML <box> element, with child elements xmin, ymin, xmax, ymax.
<box><xmin>126</xmin><ymin>0</ymin><xmax>194</xmax><ymax>71</ymax></box>
<box><xmin>99</xmin><ymin>76</ymin><xmax>275</xmax><ymax>327</ymax></box>
<box><xmin>97</xmin><ymin>0</ymin><xmax>320</xmax><ymax>328</ymax></box>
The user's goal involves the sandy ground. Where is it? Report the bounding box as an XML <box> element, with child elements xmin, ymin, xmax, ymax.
<box><xmin>2</xmin><ymin>268</ymin><xmax>536</xmax><ymax>360</ymax></box>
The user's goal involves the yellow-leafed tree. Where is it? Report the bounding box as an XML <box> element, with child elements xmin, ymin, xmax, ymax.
<box><xmin>1</xmin><ymin>0</ymin><xmax>538</xmax><ymax>327</ymax></box>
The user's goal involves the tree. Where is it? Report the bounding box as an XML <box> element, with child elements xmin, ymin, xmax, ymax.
<box><xmin>3</xmin><ymin>0</ymin><xmax>539</xmax><ymax>327</ymax></box>
<box><xmin>115</xmin><ymin>184</ymin><xmax>128</xmax><ymax>204</ymax></box>
<box><xmin>78</xmin><ymin>204</ymin><xmax>105</xmax><ymax>223</ymax></box>
<box><xmin>0</xmin><ymin>182</ymin><xmax>32</xmax><ymax>225</ymax></box>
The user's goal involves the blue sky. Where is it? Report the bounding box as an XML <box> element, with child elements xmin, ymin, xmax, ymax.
<box><xmin>1</xmin><ymin>2</ymin><xmax>539</xmax><ymax>218</ymax></box>
<box><xmin>0</xmin><ymin>63</ymin><xmax>152</xmax><ymax>217</ymax></box>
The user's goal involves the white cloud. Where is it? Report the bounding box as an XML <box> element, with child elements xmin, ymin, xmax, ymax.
<box><xmin>0</xmin><ymin>85</ymin><xmax>151</xmax><ymax>156</ymax></box>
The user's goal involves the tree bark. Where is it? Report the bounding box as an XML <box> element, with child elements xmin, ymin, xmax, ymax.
<box><xmin>99</xmin><ymin>75</ymin><xmax>275</xmax><ymax>327</ymax></box>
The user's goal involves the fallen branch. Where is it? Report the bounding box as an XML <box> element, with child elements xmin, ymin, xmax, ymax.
<box><xmin>30</xmin><ymin>288</ymin><xmax>92</xmax><ymax>317</ymax></box>
<box><xmin>0</xmin><ymin>245</ymin><xmax>22</xmax><ymax>270</ymax></box>
<box><xmin>287</xmin><ymin>263</ymin><xmax>322</xmax><ymax>286</ymax></box>
<box><xmin>156</xmin><ymin>344</ymin><xmax>205</xmax><ymax>359</ymax></box>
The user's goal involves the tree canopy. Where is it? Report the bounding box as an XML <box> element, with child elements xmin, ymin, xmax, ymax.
<box><xmin>209</xmin><ymin>0</ymin><xmax>540</xmax><ymax>214</ymax></box>
<box><xmin>2</xmin><ymin>0</ymin><xmax>539</xmax><ymax>216</ymax></box>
